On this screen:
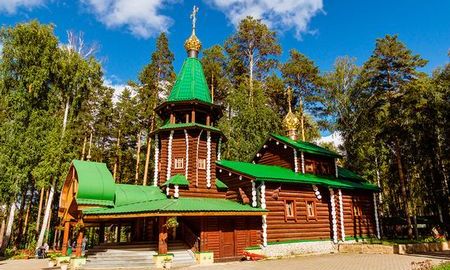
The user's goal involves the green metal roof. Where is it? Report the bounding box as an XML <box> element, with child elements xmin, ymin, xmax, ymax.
<box><xmin>83</xmin><ymin>197</ymin><xmax>266</xmax><ymax>215</ymax></box>
<box><xmin>163</xmin><ymin>174</ymin><xmax>190</xmax><ymax>186</ymax></box>
<box><xmin>216</xmin><ymin>160</ymin><xmax>378</xmax><ymax>191</ymax></box>
<box><xmin>73</xmin><ymin>160</ymin><xmax>116</xmax><ymax>206</ymax></box>
<box><xmin>215</xmin><ymin>179</ymin><xmax>228</xmax><ymax>189</ymax></box>
<box><xmin>114</xmin><ymin>184</ymin><xmax>166</xmax><ymax>206</ymax></box>
<box><xmin>338</xmin><ymin>167</ymin><xmax>365</xmax><ymax>182</ymax></box>
<box><xmin>167</xmin><ymin>57</ymin><xmax>212</xmax><ymax>104</ymax></box>
<box><xmin>76</xmin><ymin>198</ymin><xmax>114</xmax><ymax>207</ymax></box>
<box><xmin>269</xmin><ymin>133</ymin><xmax>341</xmax><ymax>158</ymax></box>
<box><xmin>157</xmin><ymin>122</ymin><xmax>221</xmax><ymax>133</ymax></box>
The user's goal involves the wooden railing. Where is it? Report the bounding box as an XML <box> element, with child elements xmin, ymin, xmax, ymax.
<box><xmin>181</xmin><ymin>222</ymin><xmax>200</xmax><ymax>252</ymax></box>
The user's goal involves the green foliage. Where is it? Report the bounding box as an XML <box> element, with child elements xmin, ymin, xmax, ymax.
<box><xmin>433</xmin><ymin>262</ymin><xmax>450</xmax><ymax>270</ymax></box>
<box><xmin>201</xmin><ymin>45</ymin><xmax>231</xmax><ymax>106</ymax></box>
<box><xmin>225</xmin><ymin>16</ymin><xmax>281</xmax><ymax>95</ymax></box>
<box><xmin>219</xmin><ymin>82</ymin><xmax>281</xmax><ymax>161</ymax></box>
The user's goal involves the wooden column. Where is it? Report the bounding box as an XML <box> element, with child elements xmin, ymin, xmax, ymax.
<box><xmin>136</xmin><ymin>218</ymin><xmax>143</xmax><ymax>241</ymax></box>
<box><xmin>99</xmin><ymin>223</ymin><xmax>105</xmax><ymax>244</ymax></box>
<box><xmin>158</xmin><ymin>217</ymin><xmax>168</xmax><ymax>254</ymax></box>
<box><xmin>116</xmin><ymin>224</ymin><xmax>122</xmax><ymax>243</ymax></box>
<box><xmin>75</xmin><ymin>229</ymin><xmax>84</xmax><ymax>257</ymax></box>
<box><xmin>191</xmin><ymin>109</ymin><xmax>196</xmax><ymax>123</ymax></box>
<box><xmin>61</xmin><ymin>222</ymin><xmax>70</xmax><ymax>255</ymax></box>
<box><xmin>206</xmin><ymin>115</ymin><xmax>210</xmax><ymax>126</ymax></box>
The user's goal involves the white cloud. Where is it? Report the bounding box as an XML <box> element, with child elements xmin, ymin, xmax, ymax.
<box><xmin>81</xmin><ymin>0</ymin><xmax>173</xmax><ymax>38</ymax></box>
<box><xmin>0</xmin><ymin>0</ymin><xmax>45</xmax><ymax>14</ymax></box>
<box><xmin>205</xmin><ymin>0</ymin><xmax>323</xmax><ymax>38</ymax></box>
<box><xmin>315</xmin><ymin>131</ymin><xmax>343</xmax><ymax>149</ymax></box>
<box><xmin>104</xmin><ymin>77</ymin><xmax>127</xmax><ymax>103</ymax></box>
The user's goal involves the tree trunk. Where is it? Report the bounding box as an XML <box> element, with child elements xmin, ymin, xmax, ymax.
<box><xmin>135</xmin><ymin>130</ymin><xmax>142</xmax><ymax>184</ymax></box>
<box><xmin>35</xmin><ymin>187</ymin><xmax>44</xmax><ymax>236</ymax></box>
<box><xmin>299</xmin><ymin>97</ymin><xmax>305</xmax><ymax>141</ymax></box>
<box><xmin>0</xmin><ymin>202</ymin><xmax>16</xmax><ymax>254</ymax></box>
<box><xmin>14</xmin><ymin>189</ymin><xmax>27</xmax><ymax>248</ymax></box>
<box><xmin>81</xmin><ymin>135</ymin><xmax>87</xmax><ymax>160</ymax></box>
<box><xmin>395</xmin><ymin>140</ymin><xmax>413</xmax><ymax>238</ymax></box>
<box><xmin>143</xmin><ymin>114</ymin><xmax>156</xmax><ymax>186</ymax></box>
<box><xmin>62</xmin><ymin>98</ymin><xmax>70</xmax><ymax>133</ymax></box>
<box><xmin>22</xmin><ymin>191</ymin><xmax>32</xmax><ymax>247</ymax></box>
<box><xmin>113</xmin><ymin>129</ymin><xmax>121</xmax><ymax>180</ymax></box>
<box><xmin>0</xmin><ymin>218</ymin><xmax>5</xmax><ymax>248</ymax></box>
<box><xmin>249</xmin><ymin>53</ymin><xmax>254</xmax><ymax>101</ymax></box>
<box><xmin>113</xmin><ymin>130</ymin><xmax>121</xmax><ymax>181</ymax></box>
<box><xmin>36</xmin><ymin>178</ymin><xmax>55</xmax><ymax>249</ymax></box>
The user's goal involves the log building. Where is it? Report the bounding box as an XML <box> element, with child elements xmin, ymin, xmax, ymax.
<box><xmin>57</xmin><ymin>8</ymin><xmax>380</xmax><ymax>263</ymax></box>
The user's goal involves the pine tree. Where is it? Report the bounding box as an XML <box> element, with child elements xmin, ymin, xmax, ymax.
<box><xmin>356</xmin><ymin>35</ymin><xmax>427</xmax><ymax>238</ymax></box>
<box><xmin>137</xmin><ymin>33</ymin><xmax>175</xmax><ymax>185</ymax></box>
<box><xmin>225</xmin><ymin>16</ymin><xmax>281</xmax><ymax>100</ymax></box>
<box><xmin>281</xmin><ymin>50</ymin><xmax>322</xmax><ymax>141</ymax></box>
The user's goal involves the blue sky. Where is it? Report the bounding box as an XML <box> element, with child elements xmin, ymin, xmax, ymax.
<box><xmin>1</xmin><ymin>0</ymin><xmax>449</xmax><ymax>93</ymax></box>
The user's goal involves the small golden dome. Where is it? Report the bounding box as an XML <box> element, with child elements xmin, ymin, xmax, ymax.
<box><xmin>184</xmin><ymin>33</ymin><xmax>202</xmax><ymax>52</ymax></box>
<box><xmin>283</xmin><ymin>109</ymin><xmax>300</xmax><ymax>131</ymax></box>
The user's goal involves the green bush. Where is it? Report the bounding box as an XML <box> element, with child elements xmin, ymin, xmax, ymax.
<box><xmin>433</xmin><ymin>262</ymin><xmax>450</xmax><ymax>270</ymax></box>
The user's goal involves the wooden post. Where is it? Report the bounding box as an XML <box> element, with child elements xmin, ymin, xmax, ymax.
<box><xmin>136</xmin><ymin>218</ymin><xmax>143</xmax><ymax>241</ymax></box>
<box><xmin>61</xmin><ymin>222</ymin><xmax>70</xmax><ymax>255</ymax></box>
<box><xmin>116</xmin><ymin>224</ymin><xmax>121</xmax><ymax>243</ymax></box>
<box><xmin>158</xmin><ymin>217</ymin><xmax>168</xmax><ymax>254</ymax></box>
<box><xmin>191</xmin><ymin>109</ymin><xmax>196</xmax><ymax>123</ymax></box>
<box><xmin>75</xmin><ymin>229</ymin><xmax>84</xmax><ymax>257</ymax></box>
<box><xmin>206</xmin><ymin>115</ymin><xmax>210</xmax><ymax>126</ymax></box>
<box><xmin>99</xmin><ymin>223</ymin><xmax>105</xmax><ymax>244</ymax></box>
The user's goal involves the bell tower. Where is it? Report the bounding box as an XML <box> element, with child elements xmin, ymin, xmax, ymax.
<box><xmin>151</xmin><ymin>6</ymin><xmax>225</xmax><ymax>198</ymax></box>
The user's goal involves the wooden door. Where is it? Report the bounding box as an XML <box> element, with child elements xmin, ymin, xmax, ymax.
<box><xmin>220</xmin><ymin>219</ymin><xmax>235</xmax><ymax>258</ymax></box>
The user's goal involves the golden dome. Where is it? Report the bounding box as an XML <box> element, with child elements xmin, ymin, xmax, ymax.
<box><xmin>184</xmin><ymin>33</ymin><xmax>202</xmax><ymax>52</ymax></box>
<box><xmin>283</xmin><ymin>109</ymin><xmax>300</xmax><ymax>131</ymax></box>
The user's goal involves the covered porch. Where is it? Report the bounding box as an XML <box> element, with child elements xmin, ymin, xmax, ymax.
<box><xmin>58</xmin><ymin>160</ymin><xmax>266</xmax><ymax>262</ymax></box>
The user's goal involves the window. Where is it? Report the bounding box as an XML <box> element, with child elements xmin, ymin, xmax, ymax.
<box><xmin>285</xmin><ymin>200</ymin><xmax>296</xmax><ymax>221</ymax></box>
<box><xmin>305</xmin><ymin>161</ymin><xmax>314</xmax><ymax>173</ymax></box>
<box><xmin>306</xmin><ymin>201</ymin><xmax>316</xmax><ymax>220</ymax></box>
<box><xmin>353</xmin><ymin>204</ymin><xmax>362</xmax><ymax>218</ymax></box>
<box><xmin>174</xmin><ymin>158</ymin><xmax>184</xmax><ymax>169</ymax></box>
<box><xmin>198</xmin><ymin>158</ymin><xmax>206</xmax><ymax>170</ymax></box>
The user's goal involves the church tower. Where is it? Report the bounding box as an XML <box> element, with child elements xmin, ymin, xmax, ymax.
<box><xmin>152</xmin><ymin>6</ymin><xmax>225</xmax><ymax>198</ymax></box>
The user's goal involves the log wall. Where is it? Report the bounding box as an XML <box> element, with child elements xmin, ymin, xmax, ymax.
<box><xmin>264</xmin><ymin>182</ymin><xmax>332</xmax><ymax>242</ymax></box>
<box><xmin>255</xmin><ymin>140</ymin><xmax>295</xmax><ymax>170</ymax></box>
<box><xmin>200</xmin><ymin>216</ymin><xmax>260</xmax><ymax>260</ymax></box>
<box><xmin>252</xmin><ymin>139</ymin><xmax>337</xmax><ymax>177</ymax></box>
<box><xmin>340</xmin><ymin>190</ymin><xmax>376</xmax><ymax>238</ymax></box>
<box><xmin>158</xmin><ymin>129</ymin><xmax>226</xmax><ymax>198</ymax></box>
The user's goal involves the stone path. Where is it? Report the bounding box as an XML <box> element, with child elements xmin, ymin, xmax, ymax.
<box><xmin>188</xmin><ymin>253</ymin><xmax>450</xmax><ymax>270</ymax></box>
<box><xmin>1</xmin><ymin>253</ymin><xmax>449</xmax><ymax>270</ymax></box>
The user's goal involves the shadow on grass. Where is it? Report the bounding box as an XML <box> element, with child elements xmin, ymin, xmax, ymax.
<box><xmin>404</xmin><ymin>251</ymin><xmax>450</xmax><ymax>261</ymax></box>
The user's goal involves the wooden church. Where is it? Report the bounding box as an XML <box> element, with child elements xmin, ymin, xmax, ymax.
<box><xmin>58</xmin><ymin>7</ymin><xmax>380</xmax><ymax>264</ymax></box>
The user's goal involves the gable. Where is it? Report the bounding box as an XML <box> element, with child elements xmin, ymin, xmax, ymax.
<box><xmin>72</xmin><ymin>160</ymin><xmax>116</xmax><ymax>207</ymax></box>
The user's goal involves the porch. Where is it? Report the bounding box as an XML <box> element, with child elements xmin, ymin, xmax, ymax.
<box><xmin>61</xmin><ymin>214</ymin><xmax>262</xmax><ymax>262</ymax></box>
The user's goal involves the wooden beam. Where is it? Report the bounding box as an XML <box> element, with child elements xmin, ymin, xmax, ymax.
<box><xmin>99</xmin><ymin>223</ymin><xmax>105</xmax><ymax>244</ymax></box>
<box><xmin>158</xmin><ymin>217</ymin><xmax>168</xmax><ymax>254</ymax></box>
<box><xmin>61</xmin><ymin>222</ymin><xmax>70</xmax><ymax>256</ymax></box>
<box><xmin>75</xmin><ymin>229</ymin><xmax>84</xmax><ymax>257</ymax></box>
<box><xmin>84</xmin><ymin>211</ymin><xmax>267</xmax><ymax>221</ymax></box>
<box><xmin>191</xmin><ymin>109</ymin><xmax>196</xmax><ymax>123</ymax></box>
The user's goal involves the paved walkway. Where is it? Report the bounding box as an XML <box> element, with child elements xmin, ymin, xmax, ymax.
<box><xmin>0</xmin><ymin>253</ymin><xmax>449</xmax><ymax>270</ymax></box>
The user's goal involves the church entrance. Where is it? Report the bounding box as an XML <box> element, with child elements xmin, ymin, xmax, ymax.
<box><xmin>220</xmin><ymin>219</ymin><xmax>236</xmax><ymax>258</ymax></box>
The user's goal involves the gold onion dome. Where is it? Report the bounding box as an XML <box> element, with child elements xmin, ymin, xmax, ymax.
<box><xmin>283</xmin><ymin>109</ymin><xmax>300</xmax><ymax>131</ymax></box>
<box><xmin>184</xmin><ymin>33</ymin><xmax>202</xmax><ymax>52</ymax></box>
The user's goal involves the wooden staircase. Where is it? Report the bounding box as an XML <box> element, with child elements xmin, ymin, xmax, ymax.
<box><xmin>81</xmin><ymin>241</ymin><xmax>195</xmax><ymax>270</ymax></box>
